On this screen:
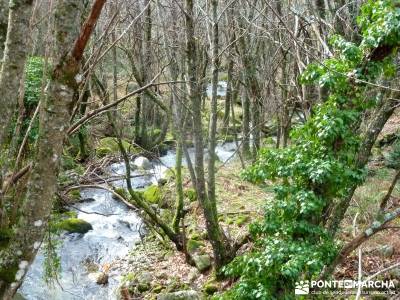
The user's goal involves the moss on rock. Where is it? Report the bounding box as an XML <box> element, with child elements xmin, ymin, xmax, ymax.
<box><xmin>235</xmin><ymin>215</ymin><xmax>250</xmax><ymax>226</ymax></box>
<box><xmin>203</xmin><ymin>282</ymin><xmax>218</xmax><ymax>295</ymax></box>
<box><xmin>193</xmin><ymin>254</ymin><xmax>211</xmax><ymax>272</ymax></box>
<box><xmin>0</xmin><ymin>263</ymin><xmax>19</xmax><ymax>283</ymax></box>
<box><xmin>143</xmin><ymin>185</ymin><xmax>161</xmax><ymax>204</ymax></box>
<box><xmin>56</xmin><ymin>218</ymin><xmax>93</xmax><ymax>234</ymax></box>
<box><xmin>184</xmin><ymin>188</ymin><xmax>197</xmax><ymax>202</ymax></box>
<box><xmin>186</xmin><ymin>239</ymin><xmax>204</xmax><ymax>255</ymax></box>
<box><xmin>96</xmin><ymin>137</ymin><xmax>138</xmax><ymax>157</ymax></box>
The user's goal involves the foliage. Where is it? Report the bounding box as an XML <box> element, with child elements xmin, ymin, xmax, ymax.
<box><xmin>16</xmin><ymin>56</ymin><xmax>44</xmax><ymax>145</ymax></box>
<box><xmin>24</xmin><ymin>57</ymin><xmax>44</xmax><ymax>111</ymax></box>
<box><xmin>386</xmin><ymin>140</ymin><xmax>400</xmax><ymax>169</ymax></box>
<box><xmin>220</xmin><ymin>1</ymin><xmax>400</xmax><ymax>299</ymax></box>
<box><xmin>42</xmin><ymin>220</ymin><xmax>62</xmax><ymax>285</ymax></box>
<box><xmin>142</xmin><ymin>185</ymin><xmax>162</xmax><ymax>204</ymax></box>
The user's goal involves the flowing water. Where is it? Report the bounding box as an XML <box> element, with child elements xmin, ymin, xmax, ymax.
<box><xmin>18</xmin><ymin>142</ymin><xmax>237</xmax><ymax>300</ymax></box>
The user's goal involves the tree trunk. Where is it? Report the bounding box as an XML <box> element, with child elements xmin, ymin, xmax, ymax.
<box><xmin>0</xmin><ymin>0</ymin><xmax>33</xmax><ymax>148</ymax></box>
<box><xmin>0</xmin><ymin>1</ymin><xmax>105</xmax><ymax>297</ymax></box>
<box><xmin>241</xmin><ymin>86</ymin><xmax>250</xmax><ymax>157</ymax></box>
<box><xmin>327</xmin><ymin>89</ymin><xmax>399</xmax><ymax>235</ymax></box>
<box><xmin>0</xmin><ymin>0</ymin><xmax>7</xmax><ymax>59</ymax></box>
<box><xmin>185</xmin><ymin>0</ymin><xmax>233</xmax><ymax>274</ymax></box>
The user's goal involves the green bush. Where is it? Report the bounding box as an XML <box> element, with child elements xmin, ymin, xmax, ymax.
<box><xmin>221</xmin><ymin>2</ymin><xmax>400</xmax><ymax>299</ymax></box>
<box><xmin>9</xmin><ymin>57</ymin><xmax>44</xmax><ymax>145</ymax></box>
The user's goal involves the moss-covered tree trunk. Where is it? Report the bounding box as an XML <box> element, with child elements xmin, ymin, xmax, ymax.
<box><xmin>185</xmin><ymin>0</ymin><xmax>234</xmax><ymax>274</ymax></box>
<box><xmin>0</xmin><ymin>0</ymin><xmax>33</xmax><ymax>148</ymax></box>
<box><xmin>0</xmin><ymin>0</ymin><xmax>33</xmax><ymax>217</ymax></box>
<box><xmin>0</xmin><ymin>0</ymin><xmax>105</xmax><ymax>298</ymax></box>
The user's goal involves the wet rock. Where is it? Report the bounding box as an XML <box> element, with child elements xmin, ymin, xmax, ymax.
<box><xmin>96</xmin><ymin>272</ymin><xmax>109</xmax><ymax>285</ymax></box>
<box><xmin>193</xmin><ymin>254</ymin><xmax>211</xmax><ymax>272</ymax></box>
<box><xmin>118</xmin><ymin>219</ymin><xmax>132</xmax><ymax>229</ymax></box>
<box><xmin>77</xmin><ymin>197</ymin><xmax>95</xmax><ymax>203</ymax></box>
<box><xmin>56</xmin><ymin>218</ymin><xmax>93</xmax><ymax>234</ymax></box>
<box><xmin>157</xmin><ymin>290</ymin><xmax>201</xmax><ymax>300</ymax></box>
<box><xmin>134</xmin><ymin>156</ymin><xmax>152</xmax><ymax>169</ymax></box>
<box><xmin>12</xmin><ymin>293</ymin><xmax>26</xmax><ymax>300</ymax></box>
<box><xmin>88</xmin><ymin>272</ymin><xmax>109</xmax><ymax>285</ymax></box>
<box><xmin>378</xmin><ymin>245</ymin><xmax>394</xmax><ymax>258</ymax></box>
<box><xmin>158</xmin><ymin>178</ymin><xmax>168</xmax><ymax>186</ymax></box>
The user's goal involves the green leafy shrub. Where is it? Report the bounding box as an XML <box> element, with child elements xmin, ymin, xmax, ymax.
<box><xmin>19</xmin><ymin>56</ymin><xmax>44</xmax><ymax>145</ymax></box>
<box><xmin>220</xmin><ymin>1</ymin><xmax>400</xmax><ymax>299</ymax></box>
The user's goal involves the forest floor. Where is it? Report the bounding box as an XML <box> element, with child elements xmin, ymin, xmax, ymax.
<box><xmin>335</xmin><ymin>110</ymin><xmax>400</xmax><ymax>296</ymax></box>
<box><xmin>109</xmin><ymin>112</ymin><xmax>400</xmax><ymax>299</ymax></box>
<box><xmin>113</xmin><ymin>160</ymin><xmax>271</xmax><ymax>299</ymax></box>
<box><xmin>112</xmin><ymin>154</ymin><xmax>400</xmax><ymax>299</ymax></box>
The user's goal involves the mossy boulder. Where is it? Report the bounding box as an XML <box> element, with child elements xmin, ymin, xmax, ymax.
<box><xmin>12</xmin><ymin>292</ymin><xmax>26</xmax><ymax>300</ymax></box>
<box><xmin>186</xmin><ymin>239</ymin><xmax>204</xmax><ymax>255</ymax></box>
<box><xmin>143</xmin><ymin>185</ymin><xmax>162</xmax><ymax>204</ymax></box>
<box><xmin>184</xmin><ymin>188</ymin><xmax>197</xmax><ymax>202</ymax></box>
<box><xmin>203</xmin><ymin>282</ymin><xmax>218</xmax><ymax>295</ymax></box>
<box><xmin>57</xmin><ymin>218</ymin><xmax>93</xmax><ymax>234</ymax></box>
<box><xmin>189</xmin><ymin>232</ymin><xmax>201</xmax><ymax>241</ymax></box>
<box><xmin>193</xmin><ymin>254</ymin><xmax>211</xmax><ymax>272</ymax></box>
<box><xmin>0</xmin><ymin>228</ymin><xmax>12</xmax><ymax>249</ymax></box>
<box><xmin>235</xmin><ymin>215</ymin><xmax>250</xmax><ymax>226</ymax></box>
<box><xmin>96</xmin><ymin>137</ymin><xmax>137</xmax><ymax>157</ymax></box>
<box><xmin>63</xmin><ymin>211</ymin><xmax>78</xmax><ymax>218</ymax></box>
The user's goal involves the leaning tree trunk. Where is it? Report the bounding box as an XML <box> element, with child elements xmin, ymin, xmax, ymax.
<box><xmin>0</xmin><ymin>1</ymin><xmax>106</xmax><ymax>298</ymax></box>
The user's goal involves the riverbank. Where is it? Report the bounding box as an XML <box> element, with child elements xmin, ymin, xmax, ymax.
<box><xmin>113</xmin><ymin>160</ymin><xmax>271</xmax><ymax>299</ymax></box>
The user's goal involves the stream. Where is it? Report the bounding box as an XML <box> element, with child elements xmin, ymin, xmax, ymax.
<box><xmin>18</xmin><ymin>142</ymin><xmax>237</xmax><ymax>300</ymax></box>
